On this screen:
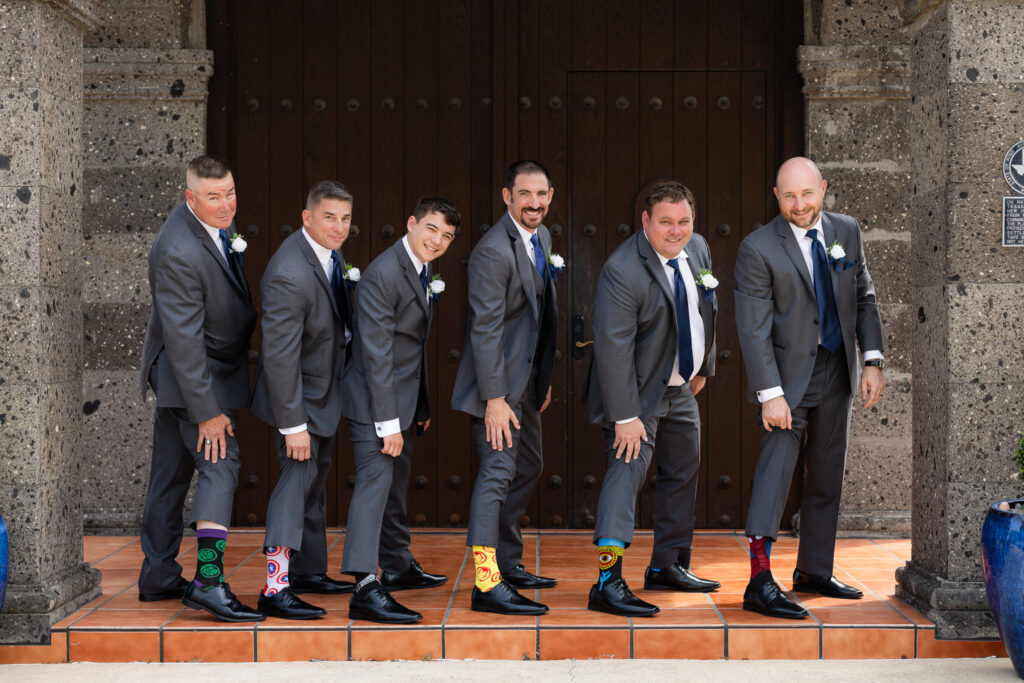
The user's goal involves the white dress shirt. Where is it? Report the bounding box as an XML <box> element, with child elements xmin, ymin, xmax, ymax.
<box><xmin>755</xmin><ymin>216</ymin><xmax>882</xmax><ymax>403</ymax></box>
<box><xmin>509</xmin><ymin>212</ymin><xmax>546</xmax><ymax>271</ymax></box>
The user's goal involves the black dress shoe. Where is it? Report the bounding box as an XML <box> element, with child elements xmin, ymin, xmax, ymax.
<box><xmin>643</xmin><ymin>563</ymin><xmax>721</xmax><ymax>592</ymax></box>
<box><xmin>139</xmin><ymin>577</ymin><xmax>188</xmax><ymax>602</ymax></box>
<box><xmin>349</xmin><ymin>580</ymin><xmax>422</xmax><ymax>624</ymax></box>
<box><xmin>257</xmin><ymin>587</ymin><xmax>326</xmax><ymax>620</ymax></box>
<box><xmin>792</xmin><ymin>569</ymin><xmax>863</xmax><ymax>599</ymax></box>
<box><xmin>501</xmin><ymin>564</ymin><xmax>557</xmax><ymax>589</ymax></box>
<box><xmin>470</xmin><ymin>581</ymin><xmax>548</xmax><ymax>615</ymax></box>
<box><xmin>588</xmin><ymin>577</ymin><xmax>659</xmax><ymax>617</ymax></box>
<box><xmin>290</xmin><ymin>573</ymin><xmax>355</xmax><ymax>595</ymax></box>
<box><xmin>181</xmin><ymin>582</ymin><xmax>265</xmax><ymax>622</ymax></box>
<box><xmin>379</xmin><ymin>560</ymin><xmax>447</xmax><ymax>591</ymax></box>
<box><xmin>742</xmin><ymin>572</ymin><xmax>808</xmax><ymax>619</ymax></box>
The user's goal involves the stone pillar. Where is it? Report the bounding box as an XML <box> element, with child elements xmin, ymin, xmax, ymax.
<box><xmin>79</xmin><ymin>0</ymin><xmax>211</xmax><ymax>532</ymax></box>
<box><xmin>0</xmin><ymin>0</ymin><xmax>102</xmax><ymax>644</ymax></box>
<box><xmin>896</xmin><ymin>0</ymin><xmax>1024</xmax><ymax>639</ymax></box>
<box><xmin>799</xmin><ymin>2</ymin><xmax>913</xmax><ymax>535</ymax></box>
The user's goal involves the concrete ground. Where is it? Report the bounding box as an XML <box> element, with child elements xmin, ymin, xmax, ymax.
<box><xmin>0</xmin><ymin>658</ymin><xmax>1018</xmax><ymax>682</ymax></box>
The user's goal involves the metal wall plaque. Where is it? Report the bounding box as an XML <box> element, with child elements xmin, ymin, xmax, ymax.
<box><xmin>1004</xmin><ymin>140</ymin><xmax>1024</xmax><ymax>195</ymax></box>
<box><xmin>1004</xmin><ymin>196</ymin><xmax>1024</xmax><ymax>247</ymax></box>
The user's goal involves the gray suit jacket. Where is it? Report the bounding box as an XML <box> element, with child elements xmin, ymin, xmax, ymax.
<box><xmin>341</xmin><ymin>240</ymin><xmax>431</xmax><ymax>429</ymax></box>
<box><xmin>451</xmin><ymin>213</ymin><xmax>558</xmax><ymax>417</ymax></box>
<box><xmin>588</xmin><ymin>231</ymin><xmax>717</xmax><ymax>427</ymax></box>
<box><xmin>250</xmin><ymin>230</ymin><xmax>351</xmax><ymax>437</ymax></box>
<box><xmin>734</xmin><ymin>212</ymin><xmax>884</xmax><ymax>406</ymax></box>
<box><xmin>139</xmin><ymin>201</ymin><xmax>257</xmax><ymax>423</ymax></box>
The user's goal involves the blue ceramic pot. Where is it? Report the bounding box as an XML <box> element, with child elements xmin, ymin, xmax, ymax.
<box><xmin>981</xmin><ymin>499</ymin><xmax>1024</xmax><ymax>679</ymax></box>
<box><xmin>0</xmin><ymin>513</ymin><xmax>7</xmax><ymax>613</ymax></box>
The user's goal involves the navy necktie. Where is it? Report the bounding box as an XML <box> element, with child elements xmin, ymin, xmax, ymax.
<box><xmin>329</xmin><ymin>251</ymin><xmax>350</xmax><ymax>328</ymax></box>
<box><xmin>806</xmin><ymin>228</ymin><xmax>842</xmax><ymax>353</ymax></box>
<box><xmin>530</xmin><ymin>233</ymin><xmax>546</xmax><ymax>279</ymax></box>
<box><xmin>419</xmin><ymin>265</ymin><xmax>429</xmax><ymax>301</ymax></box>
<box><xmin>667</xmin><ymin>258</ymin><xmax>695</xmax><ymax>382</ymax></box>
<box><xmin>218</xmin><ymin>229</ymin><xmax>242</xmax><ymax>283</ymax></box>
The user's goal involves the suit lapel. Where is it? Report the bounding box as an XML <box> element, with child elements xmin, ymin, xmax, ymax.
<box><xmin>183</xmin><ymin>207</ymin><xmax>249</xmax><ymax>298</ymax></box>
<box><xmin>637</xmin><ymin>231</ymin><xmax>674</xmax><ymax>311</ymax></box>
<box><xmin>297</xmin><ymin>234</ymin><xmax>342</xmax><ymax>321</ymax></box>
<box><xmin>683</xmin><ymin>241</ymin><xmax>714</xmax><ymax>348</ymax></box>
<box><xmin>501</xmin><ymin>214</ymin><xmax>540</xmax><ymax>321</ymax></box>
<box><xmin>775</xmin><ymin>217</ymin><xmax>816</xmax><ymax>300</ymax></box>
<box><xmin>821</xmin><ymin>213</ymin><xmax>842</xmax><ymax>309</ymax></box>
<box><xmin>395</xmin><ymin>240</ymin><xmax>430</xmax><ymax>320</ymax></box>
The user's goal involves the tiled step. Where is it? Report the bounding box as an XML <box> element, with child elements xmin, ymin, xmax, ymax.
<box><xmin>0</xmin><ymin>531</ymin><xmax>1007</xmax><ymax>663</ymax></box>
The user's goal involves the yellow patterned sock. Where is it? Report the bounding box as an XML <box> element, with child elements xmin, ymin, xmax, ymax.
<box><xmin>472</xmin><ymin>545</ymin><xmax>502</xmax><ymax>592</ymax></box>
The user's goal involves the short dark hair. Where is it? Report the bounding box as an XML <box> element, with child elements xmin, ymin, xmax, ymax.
<box><xmin>306</xmin><ymin>180</ymin><xmax>354</xmax><ymax>211</ymax></box>
<box><xmin>412</xmin><ymin>196</ymin><xmax>461</xmax><ymax>228</ymax></box>
<box><xmin>504</xmin><ymin>160</ymin><xmax>551</xmax><ymax>190</ymax></box>
<box><xmin>643</xmin><ymin>180</ymin><xmax>697</xmax><ymax>215</ymax></box>
<box><xmin>187</xmin><ymin>154</ymin><xmax>231</xmax><ymax>181</ymax></box>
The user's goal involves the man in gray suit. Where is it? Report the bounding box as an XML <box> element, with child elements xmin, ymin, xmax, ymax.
<box><xmin>138</xmin><ymin>154</ymin><xmax>262</xmax><ymax>622</ymax></box>
<box><xmin>735</xmin><ymin>157</ymin><xmax>885</xmax><ymax>619</ymax></box>
<box><xmin>250</xmin><ymin>181</ymin><xmax>356</xmax><ymax>619</ymax></box>
<box><xmin>340</xmin><ymin>197</ymin><xmax>460</xmax><ymax>623</ymax></box>
<box><xmin>452</xmin><ymin>160</ymin><xmax>558</xmax><ymax>616</ymax></box>
<box><xmin>587</xmin><ymin>181</ymin><xmax>721</xmax><ymax>617</ymax></box>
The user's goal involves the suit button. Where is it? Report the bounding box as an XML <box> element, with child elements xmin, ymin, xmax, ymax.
<box><xmin>813</xmin><ymin>319</ymin><xmax>819</xmax><ymax>325</ymax></box>
<box><xmin>527</xmin><ymin>357</ymin><xmax>533</xmax><ymax>363</ymax></box>
<box><xmin>810</xmin><ymin>351</ymin><xmax>816</xmax><ymax>357</ymax></box>
<box><xmin>662</xmin><ymin>378</ymin><xmax>668</xmax><ymax>384</ymax></box>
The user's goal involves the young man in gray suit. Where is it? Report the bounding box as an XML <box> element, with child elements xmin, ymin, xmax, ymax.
<box><xmin>138</xmin><ymin>154</ymin><xmax>262</xmax><ymax>622</ymax></box>
<box><xmin>735</xmin><ymin>157</ymin><xmax>885</xmax><ymax>619</ymax></box>
<box><xmin>587</xmin><ymin>181</ymin><xmax>721</xmax><ymax>617</ymax></box>
<box><xmin>250</xmin><ymin>181</ymin><xmax>357</xmax><ymax>619</ymax></box>
<box><xmin>452</xmin><ymin>160</ymin><xmax>558</xmax><ymax>616</ymax></box>
<box><xmin>340</xmin><ymin>197</ymin><xmax>460</xmax><ymax>623</ymax></box>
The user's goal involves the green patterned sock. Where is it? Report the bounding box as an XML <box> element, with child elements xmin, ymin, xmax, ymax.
<box><xmin>193</xmin><ymin>528</ymin><xmax>228</xmax><ymax>588</ymax></box>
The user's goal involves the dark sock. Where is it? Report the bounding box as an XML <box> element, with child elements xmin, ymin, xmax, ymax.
<box><xmin>194</xmin><ymin>528</ymin><xmax>228</xmax><ymax>588</ymax></box>
<box><xmin>748</xmin><ymin>536</ymin><xmax>773</xmax><ymax>579</ymax></box>
<box><xmin>597</xmin><ymin>544</ymin><xmax>624</xmax><ymax>589</ymax></box>
<box><xmin>677</xmin><ymin>548</ymin><xmax>692</xmax><ymax>569</ymax></box>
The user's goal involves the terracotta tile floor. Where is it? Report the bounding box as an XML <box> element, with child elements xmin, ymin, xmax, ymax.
<box><xmin>0</xmin><ymin>530</ymin><xmax>1008</xmax><ymax>662</ymax></box>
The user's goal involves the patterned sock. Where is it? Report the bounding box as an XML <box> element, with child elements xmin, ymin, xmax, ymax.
<box><xmin>472</xmin><ymin>545</ymin><xmax>502</xmax><ymax>592</ymax></box>
<box><xmin>355</xmin><ymin>573</ymin><xmax>377</xmax><ymax>591</ymax></box>
<box><xmin>262</xmin><ymin>546</ymin><xmax>291</xmax><ymax>596</ymax></box>
<box><xmin>597</xmin><ymin>537</ymin><xmax>625</xmax><ymax>589</ymax></box>
<box><xmin>749</xmin><ymin>535</ymin><xmax>773</xmax><ymax>579</ymax></box>
<box><xmin>193</xmin><ymin>528</ymin><xmax>228</xmax><ymax>588</ymax></box>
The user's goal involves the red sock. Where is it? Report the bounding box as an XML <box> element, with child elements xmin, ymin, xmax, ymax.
<box><xmin>748</xmin><ymin>536</ymin><xmax>772</xmax><ymax>579</ymax></box>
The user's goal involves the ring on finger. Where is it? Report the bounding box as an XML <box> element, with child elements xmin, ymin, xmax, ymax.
<box><xmin>204</xmin><ymin>438</ymin><xmax>212</xmax><ymax>445</ymax></box>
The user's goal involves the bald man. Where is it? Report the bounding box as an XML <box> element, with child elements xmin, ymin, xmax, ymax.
<box><xmin>734</xmin><ymin>157</ymin><xmax>885</xmax><ymax>619</ymax></box>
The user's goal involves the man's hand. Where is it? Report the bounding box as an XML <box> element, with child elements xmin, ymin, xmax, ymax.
<box><xmin>861</xmin><ymin>366</ymin><xmax>885</xmax><ymax>409</ymax></box>
<box><xmin>285</xmin><ymin>430</ymin><xmax>311</xmax><ymax>461</ymax></box>
<box><xmin>613</xmin><ymin>418</ymin><xmax>647</xmax><ymax>464</ymax></box>
<box><xmin>540</xmin><ymin>386</ymin><xmax>552</xmax><ymax>412</ymax></box>
<box><xmin>761</xmin><ymin>395</ymin><xmax>792</xmax><ymax>432</ymax></box>
<box><xmin>196</xmin><ymin>413</ymin><xmax>234</xmax><ymax>463</ymax></box>
<box><xmin>690</xmin><ymin>375</ymin><xmax>706</xmax><ymax>396</ymax></box>
<box><xmin>484</xmin><ymin>397</ymin><xmax>520</xmax><ymax>451</ymax></box>
<box><xmin>417</xmin><ymin>419</ymin><xmax>431</xmax><ymax>432</ymax></box>
<box><xmin>381</xmin><ymin>433</ymin><xmax>404</xmax><ymax>458</ymax></box>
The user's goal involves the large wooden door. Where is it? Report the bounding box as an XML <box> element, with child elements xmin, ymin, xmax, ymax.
<box><xmin>205</xmin><ymin>0</ymin><xmax>803</xmax><ymax>530</ymax></box>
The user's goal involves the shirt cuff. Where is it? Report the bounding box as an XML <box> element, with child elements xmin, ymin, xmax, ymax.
<box><xmin>375</xmin><ymin>418</ymin><xmax>402</xmax><ymax>438</ymax></box>
<box><xmin>756</xmin><ymin>386</ymin><xmax>784</xmax><ymax>403</ymax></box>
<box><xmin>615</xmin><ymin>416</ymin><xmax>639</xmax><ymax>425</ymax></box>
<box><xmin>279</xmin><ymin>424</ymin><xmax>307</xmax><ymax>435</ymax></box>
<box><xmin>863</xmin><ymin>350</ymin><xmax>884</xmax><ymax>362</ymax></box>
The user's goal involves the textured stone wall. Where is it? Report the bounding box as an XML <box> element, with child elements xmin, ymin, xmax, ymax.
<box><xmin>80</xmin><ymin>0</ymin><xmax>210</xmax><ymax>531</ymax></box>
<box><xmin>800</xmin><ymin>1</ymin><xmax>913</xmax><ymax>533</ymax></box>
<box><xmin>0</xmin><ymin>0</ymin><xmax>101</xmax><ymax>644</ymax></box>
<box><xmin>896</xmin><ymin>0</ymin><xmax>1024</xmax><ymax>639</ymax></box>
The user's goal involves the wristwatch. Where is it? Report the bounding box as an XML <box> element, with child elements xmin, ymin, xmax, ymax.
<box><xmin>864</xmin><ymin>359</ymin><xmax>885</xmax><ymax>370</ymax></box>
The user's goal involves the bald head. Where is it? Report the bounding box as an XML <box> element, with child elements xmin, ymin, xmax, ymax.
<box><xmin>773</xmin><ymin>157</ymin><xmax>827</xmax><ymax>229</ymax></box>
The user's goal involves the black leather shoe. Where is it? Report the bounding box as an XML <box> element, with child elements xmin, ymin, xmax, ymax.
<box><xmin>792</xmin><ymin>569</ymin><xmax>863</xmax><ymax>599</ymax></box>
<box><xmin>643</xmin><ymin>563</ymin><xmax>720</xmax><ymax>592</ymax></box>
<box><xmin>257</xmin><ymin>587</ymin><xmax>326</xmax><ymax>620</ymax></box>
<box><xmin>742</xmin><ymin>572</ymin><xmax>808</xmax><ymax>619</ymax></box>
<box><xmin>182</xmin><ymin>582</ymin><xmax>265</xmax><ymax>622</ymax></box>
<box><xmin>588</xmin><ymin>577</ymin><xmax>659</xmax><ymax>617</ymax></box>
<box><xmin>290</xmin><ymin>573</ymin><xmax>355</xmax><ymax>595</ymax></box>
<box><xmin>349</xmin><ymin>580</ymin><xmax>422</xmax><ymax>624</ymax></box>
<box><xmin>501</xmin><ymin>564</ymin><xmax>557</xmax><ymax>589</ymax></box>
<box><xmin>379</xmin><ymin>561</ymin><xmax>447</xmax><ymax>591</ymax></box>
<box><xmin>470</xmin><ymin>581</ymin><xmax>548</xmax><ymax>615</ymax></box>
<box><xmin>139</xmin><ymin>577</ymin><xmax>188</xmax><ymax>602</ymax></box>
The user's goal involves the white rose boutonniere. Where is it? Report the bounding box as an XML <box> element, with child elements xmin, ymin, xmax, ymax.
<box><xmin>826</xmin><ymin>240</ymin><xmax>854</xmax><ymax>271</ymax></box>
<box><xmin>343</xmin><ymin>263</ymin><xmax>361</xmax><ymax>288</ymax></box>
<box><xmin>229</xmin><ymin>233</ymin><xmax>247</xmax><ymax>255</ymax></box>
<box><xmin>428</xmin><ymin>274</ymin><xmax>445</xmax><ymax>302</ymax></box>
<box><xmin>696</xmin><ymin>268</ymin><xmax>718</xmax><ymax>301</ymax></box>
<box><xmin>547</xmin><ymin>252</ymin><xmax>566</xmax><ymax>282</ymax></box>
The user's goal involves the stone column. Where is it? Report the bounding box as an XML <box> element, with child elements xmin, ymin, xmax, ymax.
<box><xmin>799</xmin><ymin>1</ymin><xmax>914</xmax><ymax>535</ymax></box>
<box><xmin>0</xmin><ymin>0</ymin><xmax>102</xmax><ymax>644</ymax></box>
<box><xmin>896</xmin><ymin>0</ymin><xmax>1024</xmax><ymax>639</ymax></box>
